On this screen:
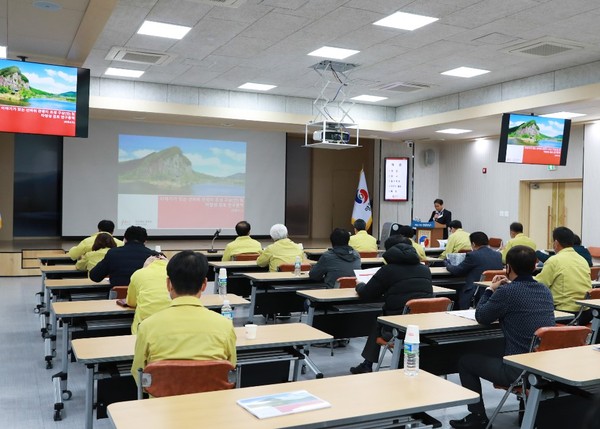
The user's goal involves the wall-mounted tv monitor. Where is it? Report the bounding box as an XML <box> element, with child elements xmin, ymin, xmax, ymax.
<box><xmin>498</xmin><ymin>113</ymin><xmax>570</xmax><ymax>166</ymax></box>
<box><xmin>0</xmin><ymin>58</ymin><xmax>89</xmax><ymax>137</ymax></box>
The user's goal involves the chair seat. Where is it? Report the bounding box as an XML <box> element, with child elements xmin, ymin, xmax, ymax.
<box><xmin>376</xmin><ymin>336</ymin><xmax>393</xmax><ymax>348</ymax></box>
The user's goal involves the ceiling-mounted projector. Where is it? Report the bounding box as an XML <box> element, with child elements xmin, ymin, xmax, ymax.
<box><xmin>313</xmin><ymin>129</ymin><xmax>350</xmax><ymax>143</ymax></box>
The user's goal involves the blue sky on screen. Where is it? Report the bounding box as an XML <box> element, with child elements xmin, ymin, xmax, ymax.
<box><xmin>118</xmin><ymin>134</ymin><xmax>246</xmax><ymax>177</ymax></box>
<box><xmin>509</xmin><ymin>114</ymin><xmax>566</xmax><ymax>138</ymax></box>
<box><xmin>0</xmin><ymin>59</ymin><xmax>77</xmax><ymax>94</ymax></box>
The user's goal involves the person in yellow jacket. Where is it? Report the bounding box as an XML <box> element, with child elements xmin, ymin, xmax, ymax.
<box><xmin>439</xmin><ymin>220</ymin><xmax>472</xmax><ymax>259</ymax></box>
<box><xmin>68</xmin><ymin>219</ymin><xmax>123</xmax><ymax>260</ymax></box>
<box><xmin>535</xmin><ymin>226</ymin><xmax>591</xmax><ymax>315</ymax></box>
<box><xmin>501</xmin><ymin>222</ymin><xmax>536</xmax><ymax>263</ymax></box>
<box><xmin>126</xmin><ymin>254</ymin><xmax>171</xmax><ymax>334</ymax></box>
<box><xmin>221</xmin><ymin>221</ymin><xmax>262</xmax><ymax>261</ymax></box>
<box><xmin>75</xmin><ymin>233</ymin><xmax>117</xmax><ymax>272</ymax></box>
<box><xmin>349</xmin><ymin>219</ymin><xmax>378</xmax><ymax>252</ymax></box>
<box><xmin>257</xmin><ymin>224</ymin><xmax>305</xmax><ymax>272</ymax></box>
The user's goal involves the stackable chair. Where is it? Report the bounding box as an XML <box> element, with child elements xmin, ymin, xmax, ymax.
<box><xmin>374</xmin><ymin>297</ymin><xmax>453</xmax><ymax>371</ymax></box>
<box><xmin>358</xmin><ymin>251</ymin><xmax>378</xmax><ymax>258</ymax></box>
<box><xmin>480</xmin><ymin>270</ymin><xmax>506</xmax><ymax>282</ymax></box>
<box><xmin>486</xmin><ymin>325</ymin><xmax>592</xmax><ymax>428</ymax></box>
<box><xmin>568</xmin><ymin>288</ymin><xmax>600</xmax><ymax>328</ymax></box>
<box><xmin>590</xmin><ymin>266</ymin><xmax>600</xmax><ymax>281</ymax></box>
<box><xmin>137</xmin><ymin>359</ymin><xmax>235</xmax><ymax>399</ymax></box>
<box><xmin>488</xmin><ymin>238</ymin><xmax>503</xmax><ymax>250</ymax></box>
<box><xmin>108</xmin><ymin>286</ymin><xmax>128</xmax><ymax>299</ymax></box>
<box><xmin>231</xmin><ymin>253</ymin><xmax>260</xmax><ymax>261</ymax></box>
<box><xmin>277</xmin><ymin>262</ymin><xmax>312</xmax><ymax>272</ymax></box>
<box><xmin>334</xmin><ymin>277</ymin><xmax>357</xmax><ymax>289</ymax></box>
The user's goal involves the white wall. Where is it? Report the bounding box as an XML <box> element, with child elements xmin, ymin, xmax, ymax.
<box><xmin>435</xmin><ymin>125</ymin><xmax>584</xmax><ymax>243</ymax></box>
<box><xmin>582</xmin><ymin>122</ymin><xmax>600</xmax><ymax>245</ymax></box>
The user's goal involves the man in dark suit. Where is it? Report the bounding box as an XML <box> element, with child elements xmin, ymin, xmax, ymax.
<box><xmin>428</xmin><ymin>198</ymin><xmax>452</xmax><ymax>239</ymax></box>
<box><xmin>90</xmin><ymin>225</ymin><xmax>157</xmax><ymax>286</ymax></box>
<box><xmin>445</xmin><ymin>231</ymin><xmax>503</xmax><ymax>309</ymax></box>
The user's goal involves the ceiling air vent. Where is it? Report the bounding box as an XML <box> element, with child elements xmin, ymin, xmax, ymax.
<box><xmin>375</xmin><ymin>81</ymin><xmax>431</xmax><ymax>93</ymax></box>
<box><xmin>185</xmin><ymin>0</ymin><xmax>246</xmax><ymax>7</ymax></box>
<box><xmin>106</xmin><ymin>47</ymin><xmax>174</xmax><ymax>65</ymax></box>
<box><xmin>507</xmin><ymin>39</ymin><xmax>583</xmax><ymax>57</ymax></box>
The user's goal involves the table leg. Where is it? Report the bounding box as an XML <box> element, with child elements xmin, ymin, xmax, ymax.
<box><xmin>520</xmin><ymin>374</ymin><xmax>543</xmax><ymax>429</ymax></box>
<box><xmin>35</xmin><ymin>272</ymin><xmax>46</xmax><ymax>313</ymax></box>
<box><xmin>306</xmin><ymin>304</ymin><xmax>315</xmax><ymax>326</ymax></box>
<box><xmin>390</xmin><ymin>335</ymin><xmax>404</xmax><ymax>369</ymax></box>
<box><xmin>85</xmin><ymin>364</ymin><xmax>94</xmax><ymax>429</ymax></box>
<box><xmin>52</xmin><ymin>320</ymin><xmax>71</xmax><ymax>416</ymax></box>
<box><xmin>248</xmin><ymin>282</ymin><xmax>257</xmax><ymax>323</ymax></box>
<box><xmin>591</xmin><ymin>309</ymin><xmax>599</xmax><ymax>344</ymax></box>
<box><xmin>213</xmin><ymin>267</ymin><xmax>220</xmax><ymax>294</ymax></box>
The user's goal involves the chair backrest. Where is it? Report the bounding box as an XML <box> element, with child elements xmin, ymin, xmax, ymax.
<box><xmin>277</xmin><ymin>263</ymin><xmax>311</xmax><ymax>272</ymax></box>
<box><xmin>587</xmin><ymin>288</ymin><xmax>600</xmax><ymax>299</ymax></box>
<box><xmin>403</xmin><ymin>297</ymin><xmax>453</xmax><ymax>314</ymax></box>
<box><xmin>480</xmin><ymin>269</ymin><xmax>506</xmax><ymax>282</ymax></box>
<box><xmin>108</xmin><ymin>286</ymin><xmax>128</xmax><ymax>300</ymax></box>
<box><xmin>588</xmin><ymin>246</ymin><xmax>600</xmax><ymax>259</ymax></box>
<box><xmin>140</xmin><ymin>359</ymin><xmax>235</xmax><ymax>398</ymax></box>
<box><xmin>531</xmin><ymin>325</ymin><xmax>591</xmax><ymax>352</ymax></box>
<box><xmin>359</xmin><ymin>251</ymin><xmax>378</xmax><ymax>258</ymax></box>
<box><xmin>590</xmin><ymin>266</ymin><xmax>600</xmax><ymax>281</ymax></box>
<box><xmin>488</xmin><ymin>237</ymin><xmax>503</xmax><ymax>249</ymax></box>
<box><xmin>335</xmin><ymin>277</ymin><xmax>357</xmax><ymax>289</ymax></box>
<box><xmin>457</xmin><ymin>249</ymin><xmax>471</xmax><ymax>254</ymax></box>
<box><xmin>231</xmin><ymin>252</ymin><xmax>260</xmax><ymax>261</ymax></box>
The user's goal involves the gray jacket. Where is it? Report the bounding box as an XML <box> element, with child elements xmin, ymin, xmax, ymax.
<box><xmin>308</xmin><ymin>245</ymin><xmax>362</xmax><ymax>288</ymax></box>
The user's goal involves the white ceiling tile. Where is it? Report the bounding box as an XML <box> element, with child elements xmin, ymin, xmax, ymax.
<box><xmin>239</xmin><ymin>12</ymin><xmax>311</xmax><ymax>40</ymax></box>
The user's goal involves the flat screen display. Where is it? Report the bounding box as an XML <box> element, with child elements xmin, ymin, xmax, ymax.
<box><xmin>0</xmin><ymin>58</ymin><xmax>89</xmax><ymax>137</ymax></box>
<box><xmin>498</xmin><ymin>113</ymin><xmax>570</xmax><ymax>166</ymax></box>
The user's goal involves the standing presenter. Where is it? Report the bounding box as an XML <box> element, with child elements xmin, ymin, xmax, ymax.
<box><xmin>428</xmin><ymin>198</ymin><xmax>452</xmax><ymax>239</ymax></box>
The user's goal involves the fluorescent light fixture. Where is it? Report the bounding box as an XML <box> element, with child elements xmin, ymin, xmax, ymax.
<box><xmin>351</xmin><ymin>95</ymin><xmax>388</xmax><ymax>102</ymax></box>
<box><xmin>373</xmin><ymin>11</ymin><xmax>438</xmax><ymax>31</ymax></box>
<box><xmin>308</xmin><ymin>46</ymin><xmax>359</xmax><ymax>60</ymax></box>
<box><xmin>105</xmin><ymin>67</ymin><xmax>145</xmax><ymax>78</ymax></box>
<box><xmin>238</xmin><ymin>82</ymin><xmax>277</xmax><ymax>91</ymax></box>
<box><xmin>0</xmin><ymin>46</ymin><xmax>6</xmax><ymax>58</ymax></box>
<box><xmin>436</xmin><ymin>128</ymin><xmax>472</xmax><ymax>134</ymax></box>
<box><xmin>441</xmin><ymin>66</ymin><xmax>490</xmax><ymax>78</ymax></box>
<box><xmin>540</xmin><ymin>111</ymin><xmax>586</xmax><ymax>119</ymax></box>
<box><xmin>137</xmin><ymin>20</ymin><xmax>191</xmax><ymax>40</ymax></box>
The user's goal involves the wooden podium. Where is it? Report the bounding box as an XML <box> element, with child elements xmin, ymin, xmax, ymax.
<box><xmin>411</xmin><ymin>221</ymin><xmax>446</xmax><ymax>248</ymax></box>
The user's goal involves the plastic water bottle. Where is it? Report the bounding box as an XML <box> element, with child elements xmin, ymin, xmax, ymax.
<box><xmin>403</xmin><ymin>325</ymin><xmax>420</xmax><ymax>376</ymax></box>
<box><xmin>218</xmin><ymin>268</ymin><xmax>227</xmax><ymax>297</ymax></box>
<box><xmin>221</xmin><ymin>299</ymin><xmax>233</xmax><ymax>321</ymax></box>
<box><xmin>293</xmin><ymin>256</ymin><xmax>302</xmax><ymax>276</ymax></box>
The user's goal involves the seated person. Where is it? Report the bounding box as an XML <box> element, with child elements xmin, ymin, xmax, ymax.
<box><xmin>256</xmin><ymin>224</ymin><xmax>304</xmax><ymax>272</ymax></box>
<box><xmin>536</xmin><ymin>234</ymin><xmax>593</xmax><ymax>267</ymax></box>
<box><xmin>439</xmin><ymin>220</ymin><xmax>471</xmax><ymax>260</ymax></box>
<box><xmin>445</xmin><ymin>232</ymin><xmax>504</xmax><ymax>309</ymax></box>
<box><xmin>450</xmin><ymin>246</ymin><xmax>555</xmax><ymax>429</ymax></box>
<box><xmin>68</xmin><ymin>219</ymin><xmax>123</xmax><ymax>260</ymax></box>
<box><xmin>398</xmin><ymin>225</ymin><xmax>427</xmax><ymax>262</ymax></box>
<box><xmin>350</xmin><ymin>236</ymin><xmax>432</xmax><ymax>374</ymax></box>
<box><xmin>309</xmin><ymin>228</ymin><xmax>361</xmax><ymax>288</ymax></box>
<box><xmin>75</xmin><ymin>233</ymin><xmax>117</xmax><ymax>272</ymax></box>
<box><xmin>221</xmin><ymin>220</ymin><xmax>262</xmax><ymax>261</ymax></box>
<box><xmin>501</xmin><ymin>222</ymin><xmax>536</xmax><ymax>264</ymax></box>
<box><xmin>348</xmin><ymin>219</ymin><xmax>378</xmax><ymax>252</ymax></box>
<box><xmin>131</xmin><ymin>250</ymin><xmax>236</xmax><ymax>380</ymax></box>
<box><xmin>89</xmin><ymin>225</ymin><xmax>157</xmax><ymax>286</ymax></box>
<box><xmin>126</xmin><ymin>254</ymin><xmax>171</xmax><ymax>334</ymax></box>
<box><xmin>535</xmin><ymin>227</ymin><xmax>592</xmax><ymax>319</ymax></box>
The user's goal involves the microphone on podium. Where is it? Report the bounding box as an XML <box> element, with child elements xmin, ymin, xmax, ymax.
<box><xmin>207</xmin><ymin>229</ymin><xmax>221</xmax><ymax>253</ymax></box>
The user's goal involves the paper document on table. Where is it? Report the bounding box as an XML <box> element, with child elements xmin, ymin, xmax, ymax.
<box><xmin>237</xmin><ymin>390</ymin><xmax>331</xmax><ymax>419</ymax></box>
<box><xmin>353</xmin><ymin>267</ymin><xmax>380</xmax><ymax>284</ymax></box>
<box><xmin>448</xmin><ymin>309</ymin><xmax>477</xmax><ymax>321</ymax></box>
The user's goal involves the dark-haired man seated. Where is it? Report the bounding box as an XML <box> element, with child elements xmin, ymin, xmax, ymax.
<box><xmin>309</xmin><ymin>228</ymin><xmax>361</xmax><ymax>288</ymax></box>
<box><xmin>445</xmin><ymin>232</ymin><xmax>503</xmax><ymax>309</ymax></box>
<box><xmin>450</xmin><ymin>246</ymin><xmax>555</xmax><ymax>429</ymax></box>
<box><xmin>68</xmin><ymin>219</ymin><xmax>123</xmax><ymax>260</ymax></box>
<box><xmin>221</xmin><ymin>220</ymin><xmax>262</xmax><ymax>261</ymax></box>
<box><xmin>348</xmin><ymin>219</ymin><xmax>378</xmax><ymax>253</ymax></box>
<box><xmin>131</xmin><ymin>250</ymin><xmax>236</xmax><ymax>380</ymax></box>
<box><xmin>89</xmin><ymin>225</ymin><xmax>156</xmax><ymax>286</ymax></box>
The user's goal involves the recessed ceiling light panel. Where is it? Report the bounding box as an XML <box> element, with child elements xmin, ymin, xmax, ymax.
<box><xmin>137</xmin><ymin>20</ymin><xmax>192</xmax><ymax>40</ymax></box>
<box><xmin>373</xmin><ymin>11</ymin><xmax>438</xmax><ymax>31</ymax></box>
<box><xmin>351</xmin><ymin>95</ymin><xmax>388</xmax><ymax>102</ymax></box>
<box><xmin>539</xmin><ymin>111</ymin><xmax>586</xmax><ymax>119</ymax></box>
<box><xmin>105</xmin><ymin>67</ymin><xmax>145</xmax><ymax>78</ymax></box>
<box><xmin>436</xmin><ymin>128</ymin><xmax>472</xmax><ymax>134</ymax></box>
<box><xmin>308</xmin><ymin>46</ymin><xmax>360</xmax><ymax>60</ymax></box>
<box><xmin>441</xmin><ymin>67</ymin><xmax>490</xmax><ymax>78</ymax></box>
<box><xmin>238</xmin><ymin>82</ymin><xmax>276</xmax><ymax>91</ymax></box>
